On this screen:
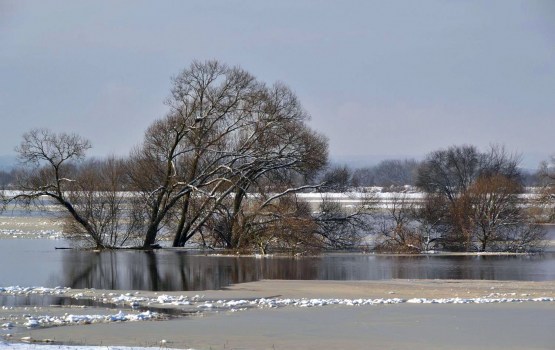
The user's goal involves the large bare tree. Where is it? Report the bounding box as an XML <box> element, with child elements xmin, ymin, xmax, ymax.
<box><xmin>127</xmin><ymin>60</ymin><xmax>329</xmax><ymax>248</ymax></box>
<box><xmin>127</xmin><ymin>61</ymin><xmax>259</xmax><ymax>247</ymax></box>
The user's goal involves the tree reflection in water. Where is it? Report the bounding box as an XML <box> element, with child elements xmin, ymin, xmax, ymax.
<box><xmin>53</xmin><ymin>250</ymin><xmax>555</xmax><ymax>291</ymax></box>
<box><xmin>59</xmin><ymin>251</ymin><xmax>322</xmax><ymax>291</ymax></box>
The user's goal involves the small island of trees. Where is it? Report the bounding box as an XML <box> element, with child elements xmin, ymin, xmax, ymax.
<box><xmin>1</xmin><ymin>60</ymin><xmax>552</xmax><ymax>254</ymax></box>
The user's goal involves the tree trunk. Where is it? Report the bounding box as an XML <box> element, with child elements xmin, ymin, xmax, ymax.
<box><xmin>229</xmin><ymin>188</ymin><xmax>245</xmax><ymax>248</ymax></box>
<box><xmin>143</xmin><ymin>225</ymin><xmax>159</xmax><ymax>248</ymax></box>
<box><xmin>172</xmin><ymin>194</ymin><xmax>192</xmax><ymax>247</ymax></box>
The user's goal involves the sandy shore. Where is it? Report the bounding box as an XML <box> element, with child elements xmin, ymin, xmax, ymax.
<box><xmin>2</xmin><ymin>279</ymin><xmax>555</xmax><ymax>349</ymax></box>
<box><xmin>45</xmin><ymin>278</ymin><xmax>555</xmax><ymax>300</ymax></box>
<box><xmin>215</xmin><ymin>279</ymin><xmax>555</xmax><ymax>299</ymax></box>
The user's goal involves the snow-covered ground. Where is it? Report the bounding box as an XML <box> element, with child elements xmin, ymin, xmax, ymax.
<box><xmin>1</xmin><ymin>310</ymin><xmax>160</xmax><ymax>329</ymax></box>
<box><xmin>0</xmin><ymin>217</ymin><xmax>63</xmax><ymax>239</ymax></box>
<box><xmin>2</xmin><ymin>285</ymin><xmax>553</xmax><ymax>339</ymax></box>
<box><xmin>0</xmin><ymin>287</ymin><xmax>166</xmax><ymax>331</ymax></box>
<box><xmin>2</xmin><ymin>286</ymin><xmax>554</xmax><ymax>317</ymax></box>
<box><xmin>2</xmin><ymin>280</ymin><xmax>555</xmax><ymax>350</ymax></box>
<box><xmin>0</xmin><ymin>344</ymin><xmax>189</xmax><ymax>350</ymax></box>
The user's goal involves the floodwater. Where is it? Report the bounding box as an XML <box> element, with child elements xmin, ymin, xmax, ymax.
<box><xmin>1</xmin><ymin>237</ymin><xmax>554</xmax><ymax>291</ymax></box>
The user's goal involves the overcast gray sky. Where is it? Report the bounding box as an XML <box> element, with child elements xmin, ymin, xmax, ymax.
<box><xmin>1</xmin><ymin>0</ymin><xmax>554</xmax><ymax>168</ymax></box>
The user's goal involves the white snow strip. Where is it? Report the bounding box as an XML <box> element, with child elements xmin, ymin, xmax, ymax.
<box><xmin>406</xmin><ymin>296</ymin><xmax>555</xmax><ymax>304</ymax></box>
<box><xmin>195</xmin><ymin>296</ymin><xmax>555</xmax><ymax>309</ymax></box>
<box><xmin>18</xmin><ymin>311</ymin><xmax>161</xmax><ymax>329</ymax></box>
<box><xmin>0</xmin><ymin>343</ymin><xmax>189</xmax><ymax>350</ymax></box>
<box><xmin>0</xmin><ymin>287</ymin><xmax>69</xmax><ymax>296</ymax></box>
<box><xmin>2</xmin><ymin>286</ymin><xmax>555</xmax><ymax>312</ymax></box>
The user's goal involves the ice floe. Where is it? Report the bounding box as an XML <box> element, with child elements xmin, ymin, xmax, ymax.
<box><xmin>200</xmin><ymin>296</ymin><xmax>555</xmax><ymax>308</ymax></box>
<box><xmin>17</xmin><ymin>311</ymin><xmax>162</xmax><ymax>329</ymax></box>
<box><xmin>3</xmin><ymin>286</ymin><xmax>555</xmax><ymax>312</ymax></box>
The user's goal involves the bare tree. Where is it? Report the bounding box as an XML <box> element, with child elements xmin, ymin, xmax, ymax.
<box><xmin>539</xmin><ymin>156</ymin><xmax>555</xmax><ymax>183</ymax></box>
<box><xmin>537</xmin><ymin>155</ymin><xmax>555</xmax><ymax>222</ymax></box>
<box><xmin>127</xmin><ymin>60</ymin><xmax>329</xmax><ymax>249</ymax></box>
<box><xmin>416</xmin><ymin>144</ymin><xmax>520</xmax><ymax>202</ymax></box>
<box><xmin>416</xmin><ymin>145</ymin><xmax>482</xmax><ymax>202</ymax></box>
<box><xmin>480</xmin><ymin>145</ymin><xmax>522</xmax><ymax>183</ymax></box>
<box><xmin>63</xmin><ymin>157</ymin><xmax>142</xmax><ymax>248</ymax></box>
<box><xmin>312</xmin><ymin>193</ymin><xmax>375</xmax><ymax>249</ymax></box>
<box><xmin>412</xmin><ymin>194</ymin><xmax>448</xmax><ymax>251</ymax></box>
<box><xmin>4</xmin><ymin>129</ymin><xmax>105</xmax><ymax>248</ymax></box>
<box><xmin>203</xmin><ymin>83</ymin><xmax>328</xmax><ymax>249</ymax></box>
<box><xmin>3</xmin><ymin>129</ymin><xmax>142</xmax><ymax>248</ymax></box>
<box><xmin>415</xmin><ymin>144</ymin><xmax>543</xmax><ymax>252</ymax></box>
<box><xmin>466</xmin><ymin>175</ymin><xmax>522</xmax><ymax>251</ymax></box>
<box><xmin>206</xmin><ymin>194</ymin><xmax>321</xmax><ymax>255</ymax></box>
<box><xmin>125</xmin><ymin>60</ymin><xmax>262</xmax><ymax>248</ymax></box>
<box><xmin>374</xmin><ymin>193</ymin><xmax>422</xmax><ymax>253</ymax></box>
<box><xmin>321</xmin><ymin>165</ymin><xmax>351</xmax><ymax>192</ymax></box>
<box><xmin>204</xmin><ymin>190</ymin><xmax>373</xmax><ymax>254</ymax></box>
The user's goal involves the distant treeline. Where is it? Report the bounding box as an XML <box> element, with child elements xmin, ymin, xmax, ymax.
<box><xmin>319</xmin><ymin>158</ymin><xmax>541</xmax><ymax>191</ymax></box>
<box><xmin>0</xmin><ymin>158</ymin><xmax>544</xmax><ymax>191</ymax></box>
<box><xmin>0</xmin><ymin>169</ymin><xmax>15</xmax><ymax>188</ymax></box>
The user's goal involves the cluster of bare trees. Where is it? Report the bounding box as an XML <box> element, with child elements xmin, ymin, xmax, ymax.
<box><xmin>375</xmin><ymin>145</ymin><xmax>546</xmax><ymax>253</ymax></box>
<box><xmin>2</xmin><ymin>60</ymin><xmax>371</xmax><ymax>252</ymax></box>
<box><xmin>2</xmin><ymin>135</ymin><xmax>548</xmax><ymax>253</ymax></box>
<box><xmin>1</xmin><ymin>62</ymin><xmax>550</xmax><ymax>254</ymax></box>
<box><xmin>352</xmin><ymin>159</ymin><xmax>420</xmax><ymax>189</ymax></box>
<box><xmin>321</xmin><ymin>158</ymin><xmax>545</xmax><ymax>193</ymax></box>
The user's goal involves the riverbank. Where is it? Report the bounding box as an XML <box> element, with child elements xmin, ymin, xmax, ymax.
<box><xmin>2</xmin><ymin>279</ymin><xmax>555</xmax><ymax>349</ymax></box>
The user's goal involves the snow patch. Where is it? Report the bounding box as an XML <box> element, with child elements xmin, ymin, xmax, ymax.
<box><xmin>2</xmin><ymin>285</ymin><xmax>554</xmax><ymax>316</ymax></box>
<box><xmin>0</xmin><ymin>343</ymin><xmax>190</xmax><ymax>350</ymax></box>
<box><xmin>0</xmin><ymin>286</ymin><xmax>69</xmax><ymax>296</ymax></box>
<box><xmin>17</xmin><ymin>311</ymin><xmax>162</xmax><ymax>329</ymax></box>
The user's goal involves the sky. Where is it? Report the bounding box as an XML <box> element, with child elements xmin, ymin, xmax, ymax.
<box><xmin>1</xmin><ymin>0</ymin><xmax>554</xmax><ymax>168</ymax></box>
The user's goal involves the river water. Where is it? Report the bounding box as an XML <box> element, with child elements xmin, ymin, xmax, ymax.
<box><xmin>1</xmin><ymin>237</ymin><xmax>554</xmax><ymax>291</ymax></box>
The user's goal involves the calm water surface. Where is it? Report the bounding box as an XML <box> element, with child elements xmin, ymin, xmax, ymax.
<box><xmin>0</xmin><ymin>238</ymin><xmax>554</xmax><ymax>291</ymax></box>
